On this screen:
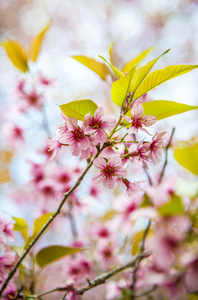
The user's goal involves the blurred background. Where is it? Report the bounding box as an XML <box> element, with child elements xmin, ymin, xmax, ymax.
<box><xmin>0</xmin><ymin>0</ymin><xmax>198</xmax><ymax>220</ymax></box>
<box><xmin>0</xmin><ymin>1</ymin><xmax>198</xmax><ymax>298</ymax></box>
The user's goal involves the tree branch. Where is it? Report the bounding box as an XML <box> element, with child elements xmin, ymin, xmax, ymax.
<box><xmin>18</xmin><ymin>253</ymin><xmax>149</xmax><ymax>299</ymax></box>
<box><xmin>130</xmin><ymin>220</ymin><xmax>151</xmax><ymax>299</ymax></box>
<box><xmin>158</xmin><ymin>127</ymin><xmax>175</xmax><ymax>183</ymax></box>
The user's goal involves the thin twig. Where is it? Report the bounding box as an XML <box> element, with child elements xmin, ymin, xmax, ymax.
<box><xmin>76</xmin><ymin>253</ymin><xmax>148</xmax><ymax>296</ymax></box>
<box><xmin>68</xmin><ymin>205</ymin><xmax>78</xmax><ymax>240</ymax></box>
<box><xmin>130</xmin><ymin>220</ymin><xmax>151</xmax><ymax>299</ymax></box>
<box><xmin>158</xmin><ymin>127</ymin><xmax>175</xmax><ymax>183</ymax></box>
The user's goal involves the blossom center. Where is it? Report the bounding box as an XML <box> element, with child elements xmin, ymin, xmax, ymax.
<box><xmin>132</xmin><ymin>118</ymin><xmax>142</xmax><ymax>128</ymax></box>
<box><xmin>72</xmin><ymin>129</ymin><xmax>84</xmax><ymax>140</ymax></box>
<box><xmin>101</xmin><ymin>164</ymin><xmax>116</xmax><ymax>178</ymax></box>
<box><xmin>90</xmin><ymin>119</ymin><xmax>102</xmax><ymax>129</ymax></box>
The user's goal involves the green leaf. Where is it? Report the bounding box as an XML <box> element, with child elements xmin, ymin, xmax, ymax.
<box><xmin>111</xmin><ymin>67</ymin><xmax>136</xmax><ymax>106</ymax></box>
<box><xmin>24</xmin><ymin>212</ymin><xmax>54</xmax><ymax>249</ymax></box>
<box><xmin>33</xmin><ymin>212</ymin><xmax>54</xmax><ymax>236</ymax></box>
<box><xmin>142</xmin><ymin>100</ymin><xmax>198</xmax><ymax>121</ymax></box>
<box><xmin>35</xmin><ymin>245</ymin><xmax>84</xmax><ymax>267</ymax></box>
<box><xmin>109</xmin><ymin>41</ymin><xmax>115</xmax><ymax>65</ymax></box>
<box><xmin>134</xmin><ymin>64</ymin><xmax>198</xmax><ymax>99</ymax></box>
<box><xmin>121</xmin><ymin>47</ymin><xmax>154</xmax><ymax>73</ymax></box>
<box><xmin>99</xmin><ymin>55</ymin><xmax>125</xmax><ymax>79</ymax></box>
<box><xmin>59</xmin><ymin>99</ymin><xmax>98</xmax><ymax>121</ymax></box>
<box><xmin>174</xmin><ymin>140</ymin><xmax>198</xmax><ymax>176</ymax></box>
<box><xmin>1</xmin><ymin>40</ymin><xmax>29</xmax><ymax>72</ymax></box>
<box><xmin>28</xmin><ymin>22</ymin><xmax>50</xmax><ymax>62</ymax></box>
<box><xmin>12</xmin><ymin>217</ymin><xmax>28</xmax><ymax>239</ymax></box>
<box><xmin>158</xmin><ymin>196</ymin><xmax>184</xmax><ymax>216</ymax></box>
<box><xmin>72</xmin><ymin>55</ymin><xmax>108</xmax><ymax>80</ymax></box>
<box><xmin>129</xmin><ymin>49</ymin><xmax>170</xmax><ymax>94</ymax></box>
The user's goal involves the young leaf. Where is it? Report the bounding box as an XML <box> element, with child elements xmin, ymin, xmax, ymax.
<box><xmin>111</xmin><ymin>67</ymin><xmax>136</xmax><ymax>106</ymax></box>
<box><xmin>13</xmin><ymin>217</ymin><xmax>28</xmax><ymax>240</ymax></box>
<box><xmin>35</xmin><ymin>245</ymin><xmax>84</xmax><ymax>267</ymax></box>
<box><xmin>129</xmin><ymin>49</ymin><xmax>170</xmax><ymax>94</ymax></box>
<box><xmin>121</xmin><ymin>47</ymin><xmax>154</xmax><ymax>74</ymax></box>
<box><xmin>33</xmin><ymin>212</ymin><xmax>54</xmax><ymax>236</ymax></box>
<box><xmin>99</xmin><ymin>55</ymin><xmax>125</xmax><ymax>79</ymax></box>
<box><xmin>59</xmin><ymin>99</ymin><xmax>98</xmax><ymax>121</ymax></box>
<box><xmin>142</xmin><ymin>100</ymin><xmax>198</xmax><ymax>121</ymax></box>
<box><xmin>1</xmin><ymin>40</ymin><xmax>29</xmax><ymax>72</ymax></box>
<box><xmin>72</xmin><ymin>55</ymin><xmax>108</xmax><ymax>80</ymax></box>
<box><xmin>174</xmin><ymin>140</ymin><xmax>198</xmax><ymax>176</ymax></box>
<box><xmin>134</xmin><ymin>64</ymin><xmax>198</xmax><ymax>99</ymax></box>
<box><xmin>23</xmin><ymin>212</ymin><xmax>54</xmax><ymax>249</ymax></box>
<box><xmin>28</xmin><ymin>22</ymin><xmax>51</xmax><ymax>62</ymax></box>
<box><xmin>131</xmin><ymin>230</ymin><xmax>144</xmax><ymax>256</ymax></box>
<box><xmin>158</xmin><ymin>196</ymin><xmax>184</xmax><ymax>216</ymax></box>
<box><xmin>109</xmin><ymin>41</ymin><xmax>115</xmax><ymax>65</ymax></box>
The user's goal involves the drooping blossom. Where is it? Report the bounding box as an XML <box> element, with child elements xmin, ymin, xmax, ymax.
<box><xmin>145</xmin><ymin>132</ymin><xmax>167</xmax><ymax>163</ymax></box>
<box><xmin>93</xmin><ymin>157</ymin><xmax>127</xmax><ymax>189</ymax></box>
<box><xmin>84</xmin><ymin>106</ymin><xmax>116</xmax><ymax>142</ymax></box>
<box><xmin>124</xmin><ymin>103</ymin><xmax>156</xmax><ymax>134</ymax></box>
<box><xmin>128</xmin><ymin>141</ymin><xmax>150</xmax><ymax>168</ymax></box>
<box><xmin>122</xmin><ymin>178</ymin><xmax>145</xmax><ymax>196</ymax></box>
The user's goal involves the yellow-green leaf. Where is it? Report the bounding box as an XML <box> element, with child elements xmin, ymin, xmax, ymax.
<box><xmin>13</xmin><ymin>217</ymin><xmax>28</xmax><ymax>239</ymax></box>
<box><xmin>158</xmin><ymin>196</ymin><xmax>184</xmax><ymax>216</ymax></box>
<box><xmin>131</xmin><ymin>227</ymin><xmax>153</xmax><ymax>256</ymax></box>
<box><xmin>59</xmin><ymin>99</ymin><xmax>98</xmax><ymax>121</ymax></box>
<box><xmin>109</xmin><ymin>41</ymin><xmax>115</xmax><ymax>65</ymax></box>
<box><xmin>111</xmin><ymin>67</ymin><xmax>136</xmax><ymax>106</ymax></box>
<box><xmin>35</xmin><ymin>245</ymin><xmax>84</xmax><ymax>267</ymax></box>
<box><xmin>134</xmin><ymin>64</ymin><xmax>198</xmax><ymax>99</ymax></box>
<box><xmin>129</xmin><ymin>49</ymin><xmax>170</xmax><ymax>94</ymax></box>
<box><xmin>99</xmin><ymin>55</ymin><xmax>124</xmax><ymax>79</ymax></box>
<box><xmin>174</xmin><ymin>140</ymin><xmax>198</xmax><ymax>176</ymax></box>
<box><xmin>33</xmin><ymin>212</ymin><xmax>54</xmax><ymax>236</ymax></box>
<box><xmin>121</xmin><ymin>47</ymin><xmax>154</xmax><ymax>74</ymax></box>
<box><xmin>142</xmin><ymin>100</ymin><xmax>198</xmax><ymax>121</ymax></box>
<box><xmin>72</xmin><ymin>55</ymin><xmax>108</xmax><ymax>80</ymax></box>
<box><xmin>24</xmin><ymin>212</ymin><xmax>54</xmax><ymax>249</ymax></box>
<box><xmin>28</xmin><ymin>22</ymin><xmax>51</xmax><ymax>62</ymax></box>
<box><xmin>131</xmin><ymin>230</ymin><xmax>144</xmax><ymax>256</ymax></box>
<box><xmin>1</xmin><ymin>40</ymin><xmax>29</xmax><ymax>72</ymax></box>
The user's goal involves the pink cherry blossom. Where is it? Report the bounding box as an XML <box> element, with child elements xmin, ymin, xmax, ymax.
<box><xmin>93</xmin><ymin>157</ymin><xmax>127</xmax><ymax>189</ymax></box>
<box><xmin>59</xmin><ymin>117</ymin><xmax>91</xmax><ymax>158</ymax></box>
<box><xmin>146</xmin><ymin>132</ymin><xmax>167</xmax><ymax>162</ymax></box>
<box><xmin>84</xmin><ymin>106</ymin><xmax>116</xmax><ymax>142</ymax></box>
<box><xmin>124</xmin><ymin>103</ymin><xmax>156</xmax><ymax>134</ymax></box>
<box><xmin>129</xmin><ymin>141</ymin><xmax>150</xmax><ymax>168</ymax></box>
<box><xmin>122</xmin><ymin>178</ymin><xmax>145</xmax><ymax>196</ymax></box>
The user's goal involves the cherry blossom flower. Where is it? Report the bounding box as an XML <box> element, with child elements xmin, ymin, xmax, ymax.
<box><xmin>1</xmin><ymin>124</ymin><xmax>24</xmax><ymax>146</ymax></box>
<box><xmin>146</xmin><ymin>132</ymin><xmax>167</xmax><ymax>163</ymax></box>
<box><xmin>93</xmin><ymin>157</ymin><xmax>127</xmax><ymax>189</ymax></box>
<box><xmin>84</xmin><ymin>106</ymin><xmax>116</xmax><ymax>142</ymax></box>
<box><xmin>122</xmin><ymin>178</ymin><xmax>145</xmax><ymax>196</ymax></box>
<box><xmin>59</xmin><ymin>117</ymin><xmax>91</xmax><ymax>158</ymax></box>
<box><xmin>124</xmin><ymin>103</ymin><xmax>156</xmax><ymax>134</ymax></box>
<box><xmin>128</xmin><ymin>141</ymin><xmax>150</xmax><ymax>168</ymax></box>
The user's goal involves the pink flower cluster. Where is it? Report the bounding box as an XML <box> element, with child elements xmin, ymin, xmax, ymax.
<box><xmin>50</xmin><ymin>107</ymin><xmax>116</xmax><ymax>159</ymax></box>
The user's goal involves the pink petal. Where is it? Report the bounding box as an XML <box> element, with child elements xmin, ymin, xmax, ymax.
<box><xmin>132</xmin><ymin>103</ymin><xmax>144</xmax><ymax>119</ymax></box>
<box><xmin>94</xmin><ymin>106</ymin><xmax>104</xmax><ymax>120</ymax></box>
<box><xmin>93</xmin><ymin>157</ymin><xmax>106</xmax><ymax>169</ymax></box>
